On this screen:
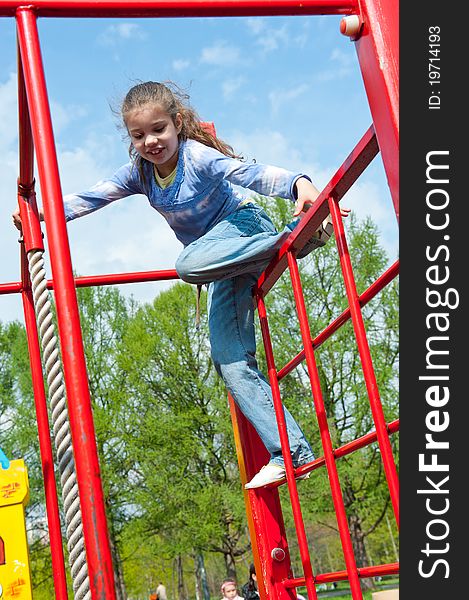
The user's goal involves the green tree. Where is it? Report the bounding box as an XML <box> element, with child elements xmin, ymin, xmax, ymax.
<box><xmin>115</xmin><ymin>283</ymin><xmax>250</xmax><ymax>583</ymax></box>
<box><xmin>0</xmin><ymin>197</ymin><xmax>398</xmax><ymax>597</ymax></box>
<box><xmin>76</xmin><ymin>284</ymin><xmax>139</xmax><ymax>600</ymax></box>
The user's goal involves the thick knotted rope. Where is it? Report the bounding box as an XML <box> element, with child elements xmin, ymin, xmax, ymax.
<box><xmin>28</xmin><ymin>248</ymin><xmax>91</xmax><ymax>600</ymax></box>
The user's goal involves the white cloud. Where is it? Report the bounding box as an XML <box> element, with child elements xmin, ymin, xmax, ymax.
<box><xmin>0</xmin><ymin>72</ymin><xmax>18</xmax><ymax>150</ymax></box>
<box><xmin>98</xmin><ymin>23</ymin><xmax>147</xmax><ymax>46</ymax></box>
<box><xmin>257</xmin><ymin>24</ymin><xmax>289</xmax><ymax>53</ymax></box>
<box><xmin>50</xmin><ymin>101</ymin><xmax>88</xmax><ymax>135</ymax></box>
<box><xmin>245</xmin><ymin>18</ymin><xmax>266</xmax><ymax>35</ymax></box>
<box><xmin>268</xmin><ymin>84</ymin><xmax>310</xmax><ymax>115</ymax></box>
<box><xmin>228</xmin><ymin>128</ymin><xmax>324</xmax><ymax>179</ymax></box>
<box><xmin>245</xmin><ymin>18</ymin><xmax>303</xmax><ymax>53</ymax></box>
<box><xmin>316</xmin><ymin>47</ymin><xmax>356</xmax><ymax>81</ymax></box>
<box><xmin>172</xmin><ymin>58</ymin><xmax>190</xmax><ymax>71</ymax></box>
<box><xmin>222</xmin><ymin>76</ymin><xmax>245</xmax><ymax>100</ymax></box>
<box><xmin>200</xmin><ymin>41</ymin><xmax>242</xmax><ymax>67</ymax></box>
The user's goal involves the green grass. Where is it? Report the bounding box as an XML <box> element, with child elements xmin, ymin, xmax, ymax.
<box><xmin>316</xmin><ymin>578</ymin><xmax>399</xmax><ymax>599</ymax></box>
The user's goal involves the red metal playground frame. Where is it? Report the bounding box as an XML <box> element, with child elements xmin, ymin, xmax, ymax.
<box><xmin>0</xmin><ymin>1</ymin><xmax>399</xmax><ymax>599</ymax></box>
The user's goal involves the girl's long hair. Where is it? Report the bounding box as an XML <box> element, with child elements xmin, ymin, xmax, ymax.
<box><xmin>121</xmin><ymin>81</ymin><xmax>242</xmax><ymax>183</ymax></box>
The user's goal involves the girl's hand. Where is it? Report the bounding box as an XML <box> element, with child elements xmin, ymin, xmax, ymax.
<box><xmin>12</xmin><ymin>207</ymin><xmax>22</xmax><ymax>230</ymax></box>
<box><xmin>11</xmin><ymin>206</ymin><xmax>45</xmax><ymax>230</ymax></box>
<box><xmin>293</xmin><ymin>177</ymin><xmax>321</xmax><ymax>217</ymax></box>
<box><xmin>293</xmin><ymin>177</ymin><xmax>351</xmax><ymax>219</ymax></box>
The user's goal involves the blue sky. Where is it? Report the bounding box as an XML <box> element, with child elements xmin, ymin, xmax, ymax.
<box><xmin>0</xmin><ymin>14</ymin><xmax>398</xmax><ymax>323</ymax></box>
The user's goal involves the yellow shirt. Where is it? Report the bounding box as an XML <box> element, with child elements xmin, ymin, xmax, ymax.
<box><xmin>154</xmin><ymin>165</ymin><xmax>177</xmax><ymax>189</ymax></box>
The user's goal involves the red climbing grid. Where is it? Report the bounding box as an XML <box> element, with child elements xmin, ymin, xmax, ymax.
<box><xmin>0</xmin><ymin>2</ymin><xmax>398</xmax><ymax>599</ymax></box>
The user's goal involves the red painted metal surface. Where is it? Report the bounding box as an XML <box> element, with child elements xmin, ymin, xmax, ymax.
<box><xmin>16</xmin><ymin>8</ymin><xmax>117</xmax><ymax>599</ymax></box>
<box><xmin>330</xmin><ymin>197</ymin><xmax>399</xmax><ymax>525</ymax></box>
<box><xmin>256</xmin><ymin>292</ymin><xmax>319</xmax><ymax>600</ymax></box>
<box><xmin>287</xmin><ymin>251</ymin><xmax>362</xmax><ymax>599</ymax></box>
<box><xmin>263</xmin><ymin>419</ymin><xmax>400</xmax><ymax>486</ymax></box>
<box><xmin>277</xmin><ymin>259</ymin><xmax>399</xmax><ymax>380</ymax></box>
<box><xmin>0</xmin><ymin>0</ymin><xmax>355</xmax><ymax>18</ymax></box>
<box><xmin>17</xmin><ymin>54</ymin><xmax>69</xmax><ymax>600</ymax></box>
<box><xmin>0</xmin><ymin>281</ymin><xmax>22</xmax><ymax>294</ymax></box>
<box><xmin>56</xmin><ymin>268</ymin><xmax>179</xmax><ymax>288</ymax></box>
<box><xmin>284</xmin><ymin>561</ymin><xmax>399</xmax><ymax>587</ymax></box>
<box><xmin>229</xmin><ymin>396</ymin><xmax>297</xmax><ymax>600</ymax></box>
<box><xmin>1</xmin><ymin>1</ymin><xmax>399</xmax><ymax>598</ymax></box>
<box><xmin>20</xmin><ymin>250</ymin><xmax>70</xmax><ymax>600</ymax></box>
<box><xmin>256</xmin><ymin>126</ymin><xmax>379</xmax><ymax>296</ymax></box>
<box><xmin>354</xmin><ymin>0</ymin><xmax>399</xmax><ymax>219</ymax></box>
<box><xmin>0</xmin><ymin>269</ymin><xmax>179</xmax><ymax>295</ymax></box>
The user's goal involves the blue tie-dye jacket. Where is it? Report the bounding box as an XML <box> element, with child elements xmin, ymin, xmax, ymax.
<box><xmin>63</xmin><ymin>139</ymin><xmax>307</xmax><ymax>247</ymax></box>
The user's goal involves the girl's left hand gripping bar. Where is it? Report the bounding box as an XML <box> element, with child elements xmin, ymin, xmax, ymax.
<box><xmin>17</xmin><ymin>179</ymin><xmax>44</xmax><ymax>252</ymax></box>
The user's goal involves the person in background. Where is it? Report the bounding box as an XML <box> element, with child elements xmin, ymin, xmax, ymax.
<box><xmin>241</xmin><ymin>564</ymin><xmax>259</xmax><ymax>600</ymax></box>
<box><xmin>221</xmin><ymin>579</ymin><xmax>243</xmax><ymax>600</ymax></box>
<box><xmin>156</xmin><ymin>581</ymin><xmax>167</xmax><ymax>600</ymax></box>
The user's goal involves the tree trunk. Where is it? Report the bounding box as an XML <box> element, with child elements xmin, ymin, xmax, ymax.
<box><xmin>195</xmin><ymin>553</ymin><xmax>211</xmax><ymax>600</ymax></box>
<box><xmin>343</xmin><ymin>482</ymin><xmax>374</xmax><ymax>592</ymax></box>
<box><xmin>177</xmin><ymin>554</ymin><xmax>187</xmax><ymax>600</ymax></box>
<box><xmin>105</xmin><ymin>497</ymin><xmax>127</xmax><ymax>600</ymax></box>
<box><xmin>348</xmin><ymin>508</ymin><xmax>374</xmax><ymax>591</ymax></box>
<box><xmin>224</xmin><ymin>551</ymin><xmax>237</xmax><ymax>581</ymax></box>
<box><xmin>110</xmin><ymin>534</ymin><xmax>128</xmax><ymax>600</ymax></box>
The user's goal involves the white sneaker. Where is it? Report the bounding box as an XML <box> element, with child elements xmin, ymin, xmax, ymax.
<box><xmin>297</xmin><ymin>214</ymin><xmax>334</xmax><ymax>258</ymax></box>
<box><xmin>245</xmin><ymin>463</ymin><xmax>311</xmax><ymax>489</ymax></box>
<box><xmin>312</xmin><ymin>214</ymin><xmax>334</xmax><ymax>244</ymax></box>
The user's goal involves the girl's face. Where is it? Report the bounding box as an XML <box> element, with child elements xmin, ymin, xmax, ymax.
<box><xmin>126</xmin><ymin>103</ymin><xmax>182</xmax><ymax>177</ymax></box>
<box><xmin>223</xmin><ymin>584</ymin><xmax>238</xmax><ymax>599</ymax></box>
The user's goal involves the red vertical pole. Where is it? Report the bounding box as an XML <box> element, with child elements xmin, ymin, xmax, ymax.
<box><xmin>286</xmin><ymin>252</ymin><xmax>362</xmax><ymax>600</ymax></box>
<box><xmin>229</xmin><ymin>397</ymin><xmax>297</xmax><ymax>600</ymax></box>
<box><xmin>17</xmin><ymin>47</ymin><xmax>69</xmax><ymax>600</ymax></box>
<box><xmin>353</xmin><ymin>0</ymin><xmax>399</xmax><ymax>220</ymax></box>
<box><xmin>16</xmin><ymin>8</ymin><xmax>116</xmax><ymax>599</ymax></box>
<box><xmin>256</xmin><ymin>291</ymin><xmax>318</xmax><ymax>600</ymax></box>
<box><xmin>20</xmin><ymin>250</ymin><xmax>70</xmax><ymax>600</ymax></box>
<box><xmin>329</xmin><ymin>197</ymin><xmax>399</xmax><ymax>525</ymax></box>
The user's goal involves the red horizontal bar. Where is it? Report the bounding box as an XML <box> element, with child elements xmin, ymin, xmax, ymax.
<box><xmin>263</xmin><ymin>419</ymin><xmax>399</xmax><ymax>488</ymax></box>
<box><xmin>283</xmin><ymin>562</ymin><xmax>399</xmax><ymax>586</ymax></box>
<box><xmin>53</xmin><ymin>268</ymin><xmax>179</xmax><ymax>289</ymax></box>
<box><xmin>277</xmin><ymin>259</ymin><xmax>399</xmax><ymax>380</ymax></box>
<box><xmin>0</xmin><ymin>281</ymin><xmax>23</xmax><ymax>295</ymax></box>
<box><xmin>0</xmin><ymin>0</ymin><xmax>356</xmax><ymax>18</ymax></box>
<box><xmin>256</xmin><ymin>126</ymin><xmax>379</xmax><ymax>296</ymax></box>
<box><xmin>0</xmin><ymin>268</ymin><xmax>179</xmax><ymax>296</ymax></box>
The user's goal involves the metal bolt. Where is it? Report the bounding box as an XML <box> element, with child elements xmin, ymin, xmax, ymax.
<box><xmin>340</xmin><ymin>15</ymin><xmax>362</xmax><ymax>38</ymax></box>
<box><xmin>271</xmin><ymin>547</ymin><xmax>286</xmax><ymax>562</ymax></box>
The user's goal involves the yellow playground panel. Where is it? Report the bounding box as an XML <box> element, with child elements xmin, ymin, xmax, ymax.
<box><xmin>0</xmin><ymin>459</ymin><xmax>32</xmax><ymax>599</ymax></box>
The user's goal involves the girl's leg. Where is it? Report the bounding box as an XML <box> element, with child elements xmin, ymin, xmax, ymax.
<box><xmin>207</xmin><ymin>274</ymin><xmax>315</xmax><ymax>469</ymax></box>
<box><xmin>175</xmin><ymin>204</ymin><xmax>330</xmax><ymax>285</ymax></box>
<box><xmin>176</xmin><ymin>204</ymin><xmax>315</xmax><ymax>485</ymax></box>
<box><xmin>176</xmin><ymin>204</ymin><xmax>290</xmax><ymax>285</ymax></box>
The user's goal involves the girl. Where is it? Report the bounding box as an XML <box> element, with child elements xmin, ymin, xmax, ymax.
<box><xmin>221</xmin><ymin>580</ymin><xmax>243</xmax><ymax>600</ymax></box>
<box><xmin>13</xmin><ymin>81</ymin><xmax>349</xmax><ymax>489</ymax></box>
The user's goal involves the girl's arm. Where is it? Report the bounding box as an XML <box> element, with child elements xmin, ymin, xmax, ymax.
<box><xmin>190</xmin><ymin>142</ymin><xmax>306</xmax><ymax>201</ymax></box>
<box><xmin>12</xmin><ymin>162</ymin><xmax>142</xmax><ymax>230</ymax></box>
<box><xmin>63</xmin><ymin>163</ymin><xmax>142</xmax><ymax>222</ymax></box>
<box><xmin>190</xmin><ymin>141</ymin><xmax>350</xmax><ymax>219</ymax></box>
